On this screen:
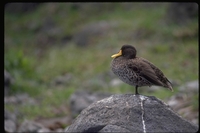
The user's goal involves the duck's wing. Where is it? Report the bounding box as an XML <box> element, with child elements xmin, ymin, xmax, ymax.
<box><xmin>141</xmin><ymin>57</ymin><xmax>173</xmax><ymax>91</ymax></box>
<box><xmin>127</xmin><ymin>58</ymin><xmax>166</xmax><ymax>87</ymax></box>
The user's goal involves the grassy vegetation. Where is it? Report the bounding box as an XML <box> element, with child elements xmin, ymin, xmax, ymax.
<box><xmin>5</xmin><ymin>3</ymin><xmax>198</xmax><ymax>124</ymax></box>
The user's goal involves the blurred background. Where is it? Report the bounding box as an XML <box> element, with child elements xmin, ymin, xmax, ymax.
<box><xmin>4</xmin><ymin>2</ymin><xmax>198</xmax><ymax>132</ymax></box>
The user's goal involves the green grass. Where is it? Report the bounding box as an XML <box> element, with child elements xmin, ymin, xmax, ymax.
<box><xmin>5</xmin><ymin>3</ymin><xmax>198</xmax><ymax>124</ymax></box>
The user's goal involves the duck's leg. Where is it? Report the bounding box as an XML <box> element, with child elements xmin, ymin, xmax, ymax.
<box><xmin>135</xmin><ymin>85</ymin><xmax>139</xmax><ymax>95</ymax></box>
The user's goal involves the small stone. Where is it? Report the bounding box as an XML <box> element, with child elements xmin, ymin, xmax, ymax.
<box><xmin>51</xmin><ymin>73</ymin><xmax>73</xmax><ymax>86</ymax></box>
<box><xmin>69</xmin><ymin>90</ymin><xmax>111</xmax><ymax>116</ymax></box>
<box><xmin>4</xmin><ymin>70</ymin><xmax>14</xmax><ymax>95</ymax></box>
<box><xmin>54</xmin><ymin>128</ymin><xmax>64</xmax><ymax>132</ymax></box>
<box><xmin>110</xmin><ymin>78</ymin><xmax>123</xmax><ymax>87</ymax></box>
<box><xmin>5</xmin><ymin>120</ymin><xmax>16</xmax><ymax>132</ymax></box>
<box><xmin>18</xmin><ymin>120</ymin><xmax>44</xmax><ymax>132</ymax></box>
<box><xmin>38</xmin><ymin>128</ymin><xmax>51</xmax><ymax>132</ymax></box>
<box><xmin>179</xmin><ymin>80</ymin><xmax>198</xmax><ymax>93</ymax></box>
<box><xmin>5</xmin><ymin>110</ymin><xmax>17</xmax><ymax>122</ymax></box>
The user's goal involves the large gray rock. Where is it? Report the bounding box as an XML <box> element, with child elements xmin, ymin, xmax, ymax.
<box><xmin>65</xmin><ymin>94</ymin><xmax>198</xmax><ymax>132</ymax></box>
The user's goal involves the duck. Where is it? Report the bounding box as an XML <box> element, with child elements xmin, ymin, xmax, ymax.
<box><xmin>111</xmin><ymin>44</ymin><xmax>173</xmax><ymax>95</ymax></box>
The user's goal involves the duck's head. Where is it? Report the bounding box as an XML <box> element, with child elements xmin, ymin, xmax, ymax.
<box><xmin>111</xmin><ymin>45</ymin><xmax>137</xmax><ymax>59</ymax></box>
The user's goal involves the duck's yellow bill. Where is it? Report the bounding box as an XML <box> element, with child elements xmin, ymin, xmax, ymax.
<box><xmin>111</xmin><ymin>50</ymin><xmax>122</xmax><ymax>58</ymax></box>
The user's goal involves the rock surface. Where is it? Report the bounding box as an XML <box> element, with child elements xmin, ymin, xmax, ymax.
<box><xmin>65</xmin><ymin>94</ymin><xmax>198</xmax><ymax>132</ymax></box>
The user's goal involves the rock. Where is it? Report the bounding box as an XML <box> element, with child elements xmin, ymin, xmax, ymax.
<box><xmin>166</xmin><ymin>3</ymin><xmax>198</xmax><ymax>24</ymax></box>
<box><xmin>38</xmin><ymin>128</ymin><xmax>51</xmax><ymax>132</ymax></box>
<box><xmin>5</xmin><ymin>119</ymin><xmax>16</xmax><ymax>132</ymax></box>
<box><xmin>35</xmin><ymin>116</ymin><xmax>71</xmax><ymax>130</ymax></box>
<box><xmin>145</xmin><ymin>86</ymin><xmax>160</xmax><ymax>93</ymax></box>
<box><xmin>5</xmin><ymin>110</ymin><xmax>17</xmax><ymax>122</ymax></box>
<box><xmin>50</xmin><ymin>73</ymin><xmax>73</xmax><ymax>86</ymax></box>
<box><xmin>5</xmin><ymin>3</ymin><xmax>41</xmax><ymax>13</ymax></box>
<box><xmin>65</xmin><ymin>94</ymin><xmax>198</xmax><ymax>132</ymax></box>
<box><xmin>167</xmin><ymin>93</ymin><xmax>188</xmax><ymax>111</ymax></box>
<box><xmin>69</xmin><ymin>90</ymin><xmax>111</xmax><ymax>116</ymax></box>
<box><xmin>54</xmin><ymin>128</ymin><xmax>64</xmax><ymax>132</ymax></box>
<box><xmin>73</xmin><ymin>21</ymin><xmax>114</xmax><ymax>46</ymax></box>
<box><xmin>4</xmin><ymin>110</ymin><xmax>17</xmax><ymax>132</ymax></box>
<box><xmin>99</xmin><ymin>124</ymin><xmax>130</xmax><ymax>132</ymax></box>
<box><xmin>179</xmin><ymin>80</ymin><xmax>198</xmax><ymax>93</ymax></box>
<box><xmin>82</xmin><ymin>71</ymin><xmax>117</xmax><ymax>90</ymax></box>
<box><xmin>4</xmin><ymin>70</ymin><xmax>14</xmax><ymax>95</ymax></box>
<box><xmin>81</xmin><ymin>79</ymin><xmax>108</xmax><ymax>90</ymax></box>
<box><xmin>4</xmin><ymin>93</ymin><xmax>37</xmax><ymax>105</ymax></box>
<box><xmin>109</xmin><ymin>78</ymin><xmax>123</xmax><ymax>87</ymax></box>
<box><xmin>18</xmin><ymin>120</ymin><xmax>46</xmax><ymax>132</ymax></box>
<box><xmin>167</xmin><ymin>91</ymin><xmax>198</xmax><ymax>125</ymax></box>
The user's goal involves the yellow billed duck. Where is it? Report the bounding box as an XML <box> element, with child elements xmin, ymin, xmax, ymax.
<box><xmin>111</xmin><ymin>45</ymin><xmax>173</xmax><ymax>95</ymax></box>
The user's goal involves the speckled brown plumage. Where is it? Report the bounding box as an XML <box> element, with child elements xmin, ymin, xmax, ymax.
<box><xmin>111</xmin><ymin>45</ymin><xmax>173</xmax><ymax>95</ymax></box>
